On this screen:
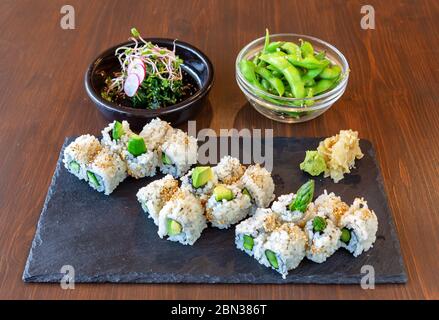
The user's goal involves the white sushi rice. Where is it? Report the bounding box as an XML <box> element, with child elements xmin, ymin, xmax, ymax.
<box><xmin>235</xmin><ymin>208</ymin><xmax>280</xmax><ymax>257</ymax></box>
<box><xmin>157</xmin><ymin>189</ymin><xmax>207</xmax><ymax>245</ymax></box>
<box><xmin>339</xmin><ymin>198</ymin><xmax>378</xmax><ymax>257</ymax></box>
<box><xmin>213</xmin><ymin>156</ymin><xmax>246</xmax><ymax>185</ymax></box>
<box><xmin>136</xmin><ymin>175</ymin><xmax>179</xmax><ymax>225</ymax></box>
<box><xmin>240</xmin><ymin>164</ymin><xmax>275</xmax><ymax>209</ymax></box>
<box><xmin>101</xmin><ymin>120</ymin><xmax>133</xmax><ymax>154</ymax></box>
<box><xmin>258</xmin><ymin>223</ymin><xmax>307</xmax><ymax>279</ymax></box>
<box><xmin>63</xmin><ymin>134</ymin><xmax>103</xmax><ymax>181</ymax></box>
<box><xmin>304</xmin><ymin>216</ymin><xmax>341</xmax><ymax>263</ymax></box>
<box><xmin>180</xmin><ymin>167</ymin><xmax>218</xmax><ymax>201</ymax></box>
<box><xmin>139</xmin><ymin>117</ymin><xmax>172</xmax><ymax>151</ymax></box>
<box><xmin>121</xmin><ymin>149</ymin><xmax>158</xmax><ymax>179</ymax></box>
<box><xmin>160</xmin><ymin>128</ymin><xmax>198</xmax><ymax>178</ymax></box>
<box><xmin>271</xmin><ymin>193</ymin><xmax>317</xmax><ymax>227</ymax></box>
<box><xmin>206</xmin><ymin>184</ymin><xmax>252</xmax><ymax>229</ymax></box>
<box><xmin>314</xmin><ymin>190</ymin><xmax>350</xmax><ymax>227</ymax></box>
<box><xmin>86</xmin><ymin>148</ymin><xmax>127</xmax><ymax>195</ymax></box>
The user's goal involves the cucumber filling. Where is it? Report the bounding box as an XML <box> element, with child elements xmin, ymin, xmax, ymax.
<box><xmin>162</xmin><ymin>153</ymin><xmax>172</xmax><ymax>165</ymax></box>
<box><xmin>243</xmin><ymin>235</ymin><xmax>254</xmax><ymax>251</ymax></box>
<box><xmin>340</xmin><ymin>228</ymin><xmax>351</xmax><ymax>244</ymax></box>
<box><xmin>166</xmin><ymin>218</ymin><xmax>182</xmax><ymax>236</ymax></box>
<box><xmin>265</xmin><ymin>250</ymin><xmax>279</xmax><ymax>269</ymax></box>
<box><xmin>69</xmin><ymin>161</ymin><xmax>80</xmax><ymax>174</ymax></box>
<box><xmin>87</xmin><ymin>171</ymin><xmax>101</xmax><ymax>188</ymax></box>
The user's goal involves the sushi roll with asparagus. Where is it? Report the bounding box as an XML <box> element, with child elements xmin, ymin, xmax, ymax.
<box><xmin>235</xmin><ymin>208</ymin><xmax>280</xmax><ymax>257</ymax></box>
<box><xmin>180</xmin><ymin>166</ymin><xmax>218</xmax><ymax>201</ymax></box>
<box><xmin>213</xmin><ymin>156</ymin><xmax>246</xmax><ymax>185</ymax></box>
<box><xmin>63</xmin><ymin>134</ymin><xmax>103</xmax><ymax>181</ymax></box>
<box><xmin>136</xmin><ymin>175</ymin><xmax>179</xmax><ymax>225</ymax></box>
<box><xmin>121</xmin><ymin>134</ymin><xmax>158</xmax><ymax>178</ymax></box>
<box><xmin>271</xmin><ymin>180</ymin><xmax>316</xmax><ymax>227</ymax></box>
<box><xmin>259</xmin><ymin>223</ymin><xmax>307</xmax><ymax>279</ymax></box>
<box><xmin>101</xmin><ymin>120</ymin><xmax>133</xmax><ymax>154</ymax></box>
<box><xmin>157</xmin><ymin>189</ymin><xmax>207</xmax><ymax>245</ymax></box>
<box><xmin>304</xmin><ymin>215</ymin><xmax>341</xmax><ymax>263</ymax></box>
<box><xmin>205</xmin><ymin>184</ymin><xmax>252</xmax><ymax>229</ymax></box>
<box><xmin>314</xmin><ymin>190</ymin><xmax>349</xmax><ymax>226</ymax></box>
<box><xmin>240</xmin><ymin>164</ymin><xmax>275</xmax><ymax>211</ymax></box>
<box><xmin>86</xmin><ymin>147</ymin><xmax>127</xmax><ymax>195</ymax></box>
<box><xmin>339</xmin><ymin>198</ymin><xmax>378</xmax><ymax>257</ymax></box>
<box><xmin>139</xmin><ymin>118</ymin><xmax>173</xmax><ymax>151</ymax></box>
<box><xmin>160</xmin><ymin>128</ymin><xmax>198</xmax><ymax>178</ymax></box>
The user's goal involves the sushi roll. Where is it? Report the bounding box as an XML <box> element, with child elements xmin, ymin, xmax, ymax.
<box><xmin>157</xmin><ymin>189</ymin><xmax>207</xmax><ymax>245</ymax></box>
<box><xmin>180</xmin><ymin>166</ymin><xmax>218</xmax><ymax>201</ymax></box>
<box><xmin>339</xmin><ymin>198</ymin><xmax>378</xmax><ymax>257</ymax></box>
<box><xmin>136</xmin><ymin>175</ymin><xmax>179</xmax><ymax>225</ymax></box>
<box><xmin>235</xmin><ymin>208</ymin><xmax>280</xmax><ymax>257</ymax></box>
<box><xmin>101</xmin><ymin>120</ymin><xmax>133</xmax><ymax>154</ymax></box>
<box><xmin>258</xmin><ymin>223</ymin><xmax>307</xmax><ymax>279</ymax></box>
<box><xmin>271</xmin><ymin>180</ymin><xmax>316</xmax><ymax>225</ymax></box>
<box><xmin>314</xmin><ymin>190</ymin><xmax>349</xmax><ymax>226</ymax></box>
<box><xmin>206</xmin><ymin>184</ymin><xmax>252</xmax><ymax>229</ymax></box>
<box><xmin>240</xmin><ymin>164</ymin><xmax>275</xmax><ymax>209</ymax></box>
<box><xmin>304</xmin><ymin>215</ymin><xmax>341</xmax><ymax>263</ymax></box>
<box><xmin>160</xmin><ymin>128</ymin><xmax>198</xmax><ymax>178</ymax></box>
<box><xmin>86</xmin><ymin>147</ymin><xmax>127</xmax><ymax>195</ymax></box>
<box><xmin>121</xmin><ymin>134</ymin><xmax>158</xmax><ymax>178</ymax></box>
<box><xmin>139</xmin><ymin>117</ymin><xmax>173</xmax><ymax>151</ymax></box>
<box><xmin>213</xmin><ymin>156</ymin><xmax>246</xmax><ymax>185</ymax></box>
<box><xmin>63</xmin><ymin>134</ymin><xmax>102</xmax><ymax>181</ymax></box>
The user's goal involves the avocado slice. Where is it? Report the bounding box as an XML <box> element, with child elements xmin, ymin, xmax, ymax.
<box><xmin>166</xmin><ymin>218</ymin><xmax>182</xmax><ymax>236</ymax></box>
<box><xmin>242</xmin><ymin>188</ymin><xmax>252</xmax><ymax>199</ymax></box>
<box><xmin>87</xmin><ymin>171</ymin><xmax>100</xmax><ymax>188</ymax></box>
<box><xmin>69</xmin><ymin>160</ymin><xmax>80</xmax><ymax>174</ymax></box>
<box><xmin>265</xmin><ymin>250</ymin><xmax>279</xmax><ymax>269</ymax></box>
<box><xmin>213</xmin><ymin>185</ymin><xmax>234</xmax><ymax>201</ymax></box>
<box><xmin>243</xmin><ymin>235</ymin><xmax>254</xmax><ymax>251</ymax></box>
<box><xmin>340</xmin><ymin>228</ymin><xmax>351</xmax><ymax>244</ymax></box>
<box><xmin>162</xmin><ymin>153</ymin><xmax>172</xmax><ymax>165</ymax></box>
<box><xmin>127</xmin><ymin>134</ymin><xmax>147</xmax><ymax>156</ymax></box>
<box><xmin>112</xmin><ymin>121</ymin><xmax>124</xmax><ymax>140</ymax></box>
<box><xmin>191</xmin><ymin>166</ymin><xmax>213</xmax><ymax>188</ymax></box>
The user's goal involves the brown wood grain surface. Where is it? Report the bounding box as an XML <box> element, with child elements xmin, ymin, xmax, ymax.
<box><xmin>0</xmin><ymin>0</ymin><xmax>438</xmax><ymax>299</ymax></box>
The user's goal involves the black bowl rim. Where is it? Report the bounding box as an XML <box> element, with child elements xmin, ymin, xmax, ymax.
<box><xmin>84</xmin><ymin>38</ymin><xmax>214</xmax><ymax>117</ymax></box>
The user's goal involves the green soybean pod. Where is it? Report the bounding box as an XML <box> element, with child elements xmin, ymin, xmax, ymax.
<box><xmin>239</xmin><ymin>60</ymin><xmax>264</xmax><ymax>90</ymax></box>
<box><xmin>302</xmin><ymin>67</ymin><xmax>324</xmax><ymax>82</ymax></box>
<box><xmin>266</xmin><ymin>41</ymin><xmax>284</xmax><ymax>53</ymax></box>
<box><xmin>300</xmin><ymin>40</ymin><xmax>314</xmax><ymax>57</ymax></box>
<box><xmin>314</xmin><ymin>50</ymin><xmax>326</xmax><ymax>60</ymax></box>
<box><xmin>280</xmin><ymin>42</ymin><xmax>301</xmax><ymax>58</ymax></box>
<box><xmin>287</xmin><ymin>54</ymin><xmax>330</xmax><ymax>70</ymax></box>
<box><xmin>255</xmin><ymin>66</ymin><xmax>285</xmax><ymax>96</ymax></box>
<box><xmin>319</xmin><ymin>65</ymin><xmax>342</xmax><ymax>80</ymax></box>
<box><xmin>312</xmin><ymin>78</ymin><xmax>337</xmax><ymax>95</ymax></box>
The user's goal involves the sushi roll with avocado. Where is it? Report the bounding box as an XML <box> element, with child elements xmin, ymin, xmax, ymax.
<box><xmin>258</xmin><ymin>223</ymin><xmax>307</xmax><ymax>279</ymax></box>
<box><xmin>235</xmin><ymin>208</ymin><xmax>280</xmax><ymax>257</ymax></box>
<box><xmin>136</xmin><ymin>175</ymin><xmax>179</xmax><ymax>225</ymax></box>
<box><xmin>213</xmin><ymin>156</ymin><xmax>246</xmax><ymax>185</ymax></box>
<box><xmin>314</xmin><ymin>190</ymin><xmax>349</xmax><ymax>227</ymax></box>
<box><xmin>157</xmin><ymin>189</ymin><xmax>207</xmax><ymax>245</ymax></box>
<box><xmin>63</xmin><ymin>134</ymin><xmax>103</xmax><ymax>181</ymax></box>
<box><xmin>339</xmin><ymin>198</ymin><xmax>378</xmax><ymax>257</ymax></box>
<box><xmin>304</xmin><ymin>215</ymin><xmax>341</xmax><ymax>263</ymax></box>
<box><xmin>180</xmin><ymin>166</ymin><xmax>218</xmax><ymax>201</ymax></box>
<box><xmin>240</xmin><ymin>164</ymin><xmax>275</xmax><ymax>210</ymax></box>
<box><xmin>160</xmin><ymin>128</ymin><xmax>198</xmax><ymax>178</ymax></box>
<box><xmin>271</xmin><ymin>180</ymin><xmax>315</xmax><ymax>225</ymax></box>
<box><xmin>101</xmin><ymin>120</ymin><xmax>133</xmax><ymax>154</ymax></box>
<box><xmin>205</xmin><ymin>184</ymin><xmax>252</xmax><ymax>229</ymax></box>
<box><xmin>86</xmin><ymin>147</ymin><xmax>127</xmax><ymax>195</ymax></box>
<box><xmin>139</xmin><ymin>117</ymin><xmax>172</xmax><ymax>151</ymax></box>
<box><xmin>121</xmin><ymin>134</ymin><xmax>158</xmax><ymax>179</ymax></box>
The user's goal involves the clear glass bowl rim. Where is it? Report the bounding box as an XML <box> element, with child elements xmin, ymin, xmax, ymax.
<box><xmin>235</xmin><ymin>33</ymin><xmax>350</xmax><ymax>111</ymax></box>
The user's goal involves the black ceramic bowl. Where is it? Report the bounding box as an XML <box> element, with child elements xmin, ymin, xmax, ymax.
<box><xmin>85</xmin><ymin>38</ymin><xmax>214</xmax><ymax>130</ymax></box>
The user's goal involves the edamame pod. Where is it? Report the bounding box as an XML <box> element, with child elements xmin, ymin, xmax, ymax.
<box><xmin>280</xmin><ymin>42</ymin><xmax>301</xmax><ymax>58</ymax></box>
<box><xmin>300</xmin><ymin>40</ymin><xmax>314</xmax><ymax>57</ymax></box>
<box><xmin>319</xmin><ymin>65</ymin><xmax>342</xmax><ymax>80</ymax></box>
<box><xmin>286</xmin><ymin>54</ymin><xmax>330</xmax><ymax>70</ymax></box>
<box><xmin>266</xmin><ymin>41</ymin><xmax>283</xmax><ymax>53</ymax></box>
<box><xmin>311</xmin><ymin>78</ymin><xmax>338</xmax><ymax>95</ymax></box>
<box><xmin>239</xmin><ymin>60</ymin><xmax>265</xmax><ymax>90</ymax></box>
<box><xmin>255</xmin><ymin>66</ymin><xmax>285</xmax><ymax>96</ymax></box>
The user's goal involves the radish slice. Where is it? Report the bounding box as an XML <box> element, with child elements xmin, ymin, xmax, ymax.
<box><xmin>124</xmin><ymin>73</ymin><xmax>140</xmax><ymax>97</ymax></box>
<box><xmin>128</xmin><ymin>63</ymin><xmax>145</xmax><ymax>83</ymax></box>
<box><xmin>129</xmin><ymin>58</ymin><xmax>145</xmax><ymax>72</ymax></box>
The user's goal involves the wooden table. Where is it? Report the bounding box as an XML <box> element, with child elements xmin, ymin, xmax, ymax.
<box><xmin>0</xmin><ymin>0</ymin><xmax>438</xmax><ymax>300</ymax></box>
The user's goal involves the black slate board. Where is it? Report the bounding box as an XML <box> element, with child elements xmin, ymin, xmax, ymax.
<box><xmin>23</xmin><ymin>137</ymin><xmax>406</xmax><ymax>284</ymax></box>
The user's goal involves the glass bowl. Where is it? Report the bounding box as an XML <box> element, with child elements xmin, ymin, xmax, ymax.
<box><xmin>235</xmin><ymin>33</ymin><xmax>349</xmax><ymax>123</ymax></box>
